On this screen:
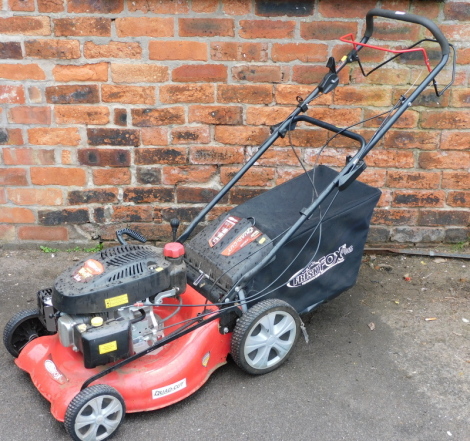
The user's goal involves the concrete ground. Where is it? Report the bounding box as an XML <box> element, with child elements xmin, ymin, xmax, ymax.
<box><xmin>0</xmin><ymin>248</ymin><xmax>468</xmax><ymax>441</ymax></box>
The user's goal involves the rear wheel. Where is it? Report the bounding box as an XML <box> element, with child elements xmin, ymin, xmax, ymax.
<box><xmin>65</xmin><ymin>385</ymin><xmax>125</xmax><ymax>441</ymax></box>
<box><xmin>3</xmin><ymin>308</ymin><xmax>52</xmax><ymax>357</ymax></box>
<box><xmin>231</xmin><ymin>299</ymin><xmax>300</xmax><ymax>375</ymax></box>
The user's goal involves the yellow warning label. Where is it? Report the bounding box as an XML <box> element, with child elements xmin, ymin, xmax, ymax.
<box><xmin>259</xmin><ymin>237</ymin><xmax>266</xmax><ymax>245</ymax></box>
<box><xmin>99</xmin><ymin>341</ymin><xmax>117</xmax><ymax>354</ymax></box>
<box><xmin>105</xmin><ymin>294</ymin><xmax>129</xmax><ymax>309</ymax></box>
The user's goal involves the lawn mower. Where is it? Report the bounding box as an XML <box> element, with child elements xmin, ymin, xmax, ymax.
<box><xmin>3</xmin><ymin>9</ymin><xmax>454</xmax><ymax>441</ymax></box>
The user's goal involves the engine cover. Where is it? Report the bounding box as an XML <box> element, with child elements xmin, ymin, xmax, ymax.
<box><xmin>52</xmin><ymin>244</ymin><xmax>182</xmax><ymax>314</ymax></box>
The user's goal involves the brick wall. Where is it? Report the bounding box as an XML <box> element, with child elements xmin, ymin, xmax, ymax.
<box><xmin>0</xmin><ymin>0</ymin><xmax>468</xmax><ymax>247</ymax></box>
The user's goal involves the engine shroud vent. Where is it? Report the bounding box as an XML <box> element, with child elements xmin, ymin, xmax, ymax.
<box><xmin>52</xmin><ymin>245</ymin><xmax>172</xmax><ymax>314</ymax></box>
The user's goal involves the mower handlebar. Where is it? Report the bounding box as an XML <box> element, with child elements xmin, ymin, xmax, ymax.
<box><xmin>365</xmin><ymin>8</ymin><xmax>450</xmax><ymax>57</ymax></box>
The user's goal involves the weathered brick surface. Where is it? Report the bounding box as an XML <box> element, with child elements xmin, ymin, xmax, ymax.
<box><xmin>0</xmin><ymin>0</ymin><xmax>468</xmax><ymax>245</ymax></box>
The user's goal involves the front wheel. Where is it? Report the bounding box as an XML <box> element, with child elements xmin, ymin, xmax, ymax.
<box><xmin>3</xmin><ymin>308</ymin><xmax>53</xmax><ymax>357</ymax></box>
<box><xmin>64</xmin><ymin>385</ymin><xmax>125</xmax><ymax>441</ymax></box>
<box><xmin>231</xmin><ymin>299</ymin><xmax>300</xmax><ymax>375</ymax></box>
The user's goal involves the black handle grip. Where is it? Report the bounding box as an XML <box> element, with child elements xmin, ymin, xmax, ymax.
<box><xmin>365</xmin><ymin>8</ymin><xmax>449</xmax><ymax>57</ymax></box>
<box><xmin>116</xmin><ymin>228</ymin><xmax>147</xmax><ymax>245</ymax></box>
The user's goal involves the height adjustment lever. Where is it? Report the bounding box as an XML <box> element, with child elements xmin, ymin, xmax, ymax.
<box><xmin>318</xmin><ymin>57</ymin><xmax>339</xmax><ymax>94</ymax></box>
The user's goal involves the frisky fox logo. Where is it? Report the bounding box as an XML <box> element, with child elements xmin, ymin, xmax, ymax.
<box><xmin>287</xmin><ymin>244</ymin><xmax>353</xmax><ymax>288</ymax></box>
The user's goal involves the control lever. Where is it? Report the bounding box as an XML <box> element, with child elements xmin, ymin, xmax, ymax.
<box><xmin>170</xmin><ymin>218</ymin><xmax>180</xmax><ymax>242</ymax></box>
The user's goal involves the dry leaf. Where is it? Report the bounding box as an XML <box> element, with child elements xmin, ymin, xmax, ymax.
<box><xmin>425</xmin><ymin>317</ymin><xmax>437</xmax><ymax>321</ymax></box>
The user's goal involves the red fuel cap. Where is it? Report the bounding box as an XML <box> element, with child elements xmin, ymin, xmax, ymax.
<box><xmin>163</xmin><ymin>242</ymin><xmax>185</xmax><ymax>258</ymax></box>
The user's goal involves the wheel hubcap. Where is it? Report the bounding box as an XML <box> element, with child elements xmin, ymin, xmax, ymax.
<box><xmin>74</xmin><ymin>395</ymin><xmax>123</xmax><ymax>441</ymax></box>
<box><xmin>244</xmin><ymin>310</ymin><xmax>297</xmax><ymax>370</ymax></box>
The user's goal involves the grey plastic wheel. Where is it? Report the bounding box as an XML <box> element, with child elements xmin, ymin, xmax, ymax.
<box><xmin>3</xmin><ymin>308</ymin><xmax>53</xmax><ymax>357</ymax></box>
<box><xmin>231</xmin><ymin>299</ymin><xmax>300</xmax><ymax>375</ymax></box>
<box><xmin>65</xmin><ymin>385</ymin><xmax>125</xmax><ymax>441</ymax></box>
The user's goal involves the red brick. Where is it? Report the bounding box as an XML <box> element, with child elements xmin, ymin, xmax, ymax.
<box><xmin>308</xmin><ymin>107</ymin><xmax>362</xmax><ymax>127</ymax></box>
<box><xmin>384</xmin><ymin>130</ymin><xmax>439</xmax><ymax>150</ymax></box>
<box><xmin>0</xmin><ymin>17</ymin><xmax>51</xmax><ymax>35</ymax></box>
<box><xmin>28</xmin><ymin>86</ymin><xmax>42</xmax><ymax>103</ymax></box>
<box><xmin>392</xmin><ymin>191</ymin><xmax>445</xmax><ymax>207</ymax></box>
<box><xmin>172</xmin><ymin>64</ymin><xmax>227</xmax><ymax>82</ymax></box>
<box><xmin>191</xmin><ymin>0</ymin><xmax>218</xmax><ymax>13</ymax></box>
<box><xmin>86</xmin><ymin>129</ymin><xmax>139</xmax><ymax>147</ymax></box>
<box><xmin>67</xmin><ymin>0</ymin><xmax>124</xmax><ymax>13</ymax></box>
<box><xmin>223</xmin><ymin>0</ymin><xmax>251</xmax><ymax>15</ymax></box>
<box><xmin>9</xmin><ymin>0</ymin><xmax>35</xmax><ymax>11</ymax></box>
<box><xmin>367</xmin><ymin>150</ymin><xmax>415</xmax><ymax>168</ymax></box>
<box><xmin>318</xmin><ymin>0</ymin><xmax>376</xmax><ymax>18</ymax></box>
<box><xmin>179</xmin><ymin>18</ymin><xmax>234</xmax><ymax>37</ymax></box>
<box><xmin>418</xmin><ymin>210</ymin><xmax>469</xmax><ymax>227</ymax></box>
<box><xmin>0</xmin><ymin>168</ymin><xmax>28</xmax><ymax>185</ymax></box>
<box><xmin>232</xmin><ymin>65</ymin><xmax>285</xmax><ymax>83</ymax></box>
<box><xmin>4</xmin><ymin>147</ymin><xmax>52</xmax><ymax>166</ymax></box>
<box><xmin>111</xmin><ymin>206</ymin><xmax>154</xmax><ymax>223</ymax></box>
<box><xmin>442</xmin><ymin>172</ymin><xmax>470</xmax><ymax>190</ymax></box>
<box><xmin>255</xmin><ymin>0</ymin><xmax>313</xmax><ymax>17</ymax></box>
<box><xmin>38</xmin><ymin>0</ymin><xmax>64</xmax><ymax>13</ymax></box>
<box><xmin>247</xmin><ymin>147</ymin><xmax>301</xmax><ymax>167</ymax></box>
<box><xmin>0</xmin><ymin>64</ymin><xmax>45</xmax><ymax>80</ymax></box>
<box><xmin>350</xmin><ymin>67</ymin><xmax>411</xmax><ymax>86</ymax></box>
<box><xmin>135</xmin><ymin>147</ymin><xmax>187</xmax><ymax>165</ymax></box>
<box><xmin>272</xmin><ymin>43</ymin><xmax>328</xmax><ymax>63</ymax></box>
<box><xmin>0</xmin><ymin>188</ymin><xmax>5</xmax><ymax>204</ymax></box>
<box><xmin>123</xmin><ymin>187</ymin><xmax>174</xmax><ymax>204</ymax></box>
<box><xmin>357</xmin><ymin>169</ymin><xmax>387</xmax><ymax>187</ymax></box>
<box><xmin>136</xmin><ymin>167</ymin><xmax>161</xmax><ymax>185</ymax></box>
<box><xmin>84</xmin><ymin>41</ymin><xmax>142</xmax><ymax>59</ymax></box>
<box><xmin>0</xmin><ymin>207</ymin><xmax>35</xmax><ymax>223</ymax></box>
<box><xmin>92</xmin><ymin>168</ymin><xmax>131</xmax><ymax>185</ymax></box>
<box><xmin>246</xmin><ymin>106</ymin><xmax>291</xmax><ymax>126</ymax></box>
<box><xmin>189</xmin><ymin>146</ymin><xmax>244</xmax><ymax>164</ymax></box>
<box><xmin>28</xmin><ymin>127</ymin><xmax>80</xmax><ymax>146</ymax></box>
<box><xmin>0</xmin><ymin>41</ymin><xmax>22</xmax><ymax>59</ymax></box>
<box><xmin>411</xmin><ymin>1</ymin><xmax>439</xmax><ymax>18</ymax></box>
<box><xmin>220</xmin><ymin>166</ymin><xmax>275</xmax><ymax>186</ymax></box>
<box><xmin>0</xmin><ymin>128</ymin><xmax>24</xmax><ymax>145</ymax></box>
<box><xmin>0</xmin><ymin>225</ymin><xmax>16</xmax><ymax>241</ymax></box>
<box><xmin>239</xmin><ymin>20</ymin><xmax>295</xmax><ymax>39</ymax></box>
<box><xmin>0</xmin><ymin>85</ymin><xmax>25</xmax><ymax>104</ymax></box>
<box><xmin>132</xmin><ymin>107</ymin><xmax>185</xmax><ymax>127</ymax></box>
<box><xmin>54</xmin><ymin>17</ymin><xmax>111</xmax><ymax>37</ymax></box>
<box><xmin>176</xmin><ymin>186</ymin><xmax>227</xmax><ymax>204</ymax></box>
<box><xmin>214</xmin><ymin>125</ymin><xmax>271</xmax><ymax>145</ymax></box>
<box><xmin>141</xmin><ymin>128</ymin><xmax>169</xmax><ymax>146</ymax></box>
<box><xmin>111</xmin><ymin>63</ymin><xmax>168</xmax><ymax>83</ymax></box>
<box><xmin>392</xmin><ymin>87</ymin><xmax>449</xmax><ymax>108</ymax></box>
<box><xmin>301</xmin><ymin>21</ymin><xmax>357</xmax><ymax>40</ymax></box>
<box><xmin>440</xmin><ymin>24</ymin><xmax>470</xmax><ymax>42</ymax></box>
<box><xmin>304</xmin><ymin>147</ymin><xmax>354</xmax><ymax>168</ymax></box>
<box><xmin>440</xmin><ymin>131</ymin><xmax>470</xmax><ymax>151</ymax></box>
<box><xmin>68</xmin><ymin>188</ymin><xmax>118</xmax><ymax>205</ymax></box>
<box><xmin>372</xmin><ymin>209</ymin><xmax>418</xmax><ymax>226</ymax></box>
<box><xmin>46</xmin><ymin>85</ymin><xmax>99</xmax><ymax>104</ymax></box>
<box><xmin>115</xmin><ymin>17</ymin><xmax>173</xmax><ymax>37</ymax></box>
<box><xmin>334</xmin><ymin>86</ymin><xmax>392</xmax><ymax>107</ymax></box>
<box><xmin>364</xmin><ymin>109</ymin><xmax>419</xmax><ymax>129</ymax></box>
<box><xmin>128</xmin><ymin>0</ymin><xmax>189</xmax><ymax>13</ymax></box>
<box><xmin>9</xmin><ymin>106</ymin><xmax>51</xmax><ymax>125</ymax></box>
<box><xmin>274</xmin><ymin>85</ymin><xmax>332</xmax><ymax>106</ymax></box>
<box><xmin>114</xmin><ymin>108</ymin><xmax>127</xmax><ymax>126</ymax></box>
<box><xmin>292</xmin><ymin>65</ymin><xmax>348</xmax><ymax>85</ymax></box>
<box><xmin>7</xmin><ymin>188</ymin><xmax>63</xmax><ymax>205</ymax></box>
<box><xmin>372</xmin><ymin>21</ymin><xmax>420</xmax><ymax>42</ymax></box>
<box><xmin>217</xmin><ymin>84</ymin><xmax>272</xmax><ymax>104</ymax></box>
<box><xmin>230</xmin><ymin>188</ymin><xmax>266</xmax><ymax>205</ymax></box>
<box><xmin>25</xmin><ymin>39</ymin><xmax>80</xmax><ymax>59</ymax></box>
<box><xmin>450</xmin><ymin>89</ymin><xmax>470</xmax><ymax>108</ymax></box>
<box><xmin>189</xmin><ymin>105</ymin><xmax>242</xmax><ymax>125</ymax></box>
<box><xmin>149</xmin><ymin>41</ymin><xmax>207</xmax><ymax>61</ymax></box>
<box><xmin>162</xmin><ymin>165</ymin><xmax>217</xmax><ymax>185</ymax></box>
<box><xmin>18</xmin><ymin>225</ymin><xmax>69</xmax><ymax>241</ymax></box>
<box><xmin>419</xmin><ymin>151</ymin><xmax>470</xmax><ymax>170</ymax></box>
<box><xmin>160</xmin><ymin>84</ymin><xmax>214</xmax><ymax>104</ymax></box>
<box><xmin>457</xmin><ymin>47</ymin><xmax>470</xmax><ymax>65</ymax></box>
<box><xmin>31</xmin><ymin>167</ymin><xmax>86</xmax><ymax>186</ymax></box>
<box><xmin>275</xmin><ymin>168</ymin><xmax>304</xmax><ymax>185</ymax></box>
<box><xmin>55</xmin><ymin>105</ymin><xmax>109</xmax><ymax>125</ymax></box>
<box><xmin>53</xmin><ymin>62</ymin><xmax>108</xmax><ymax>82</ymax></box>
<box><xmin>447</xmin><ymin>191</ymin><xmax>469</xmax><ymax>208</ymax></box>
<box><xmin>172</xmin><ymin>126</ymin><xmax>210</xmax><ymax>145</ymax></box>
<box><xmin>211</xmin><ymin>42</ymin><xmax>268</xmax><ymax>61</ymax></box>
<box><xmin>387</xmin><ymin>171</ymin><xmax>441</xmax><ymax>189</ymax></box>
<box><xmin>102</xmin><ymin>85</ymin><xmax>155</xmax><ymax>105</ymax></box>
